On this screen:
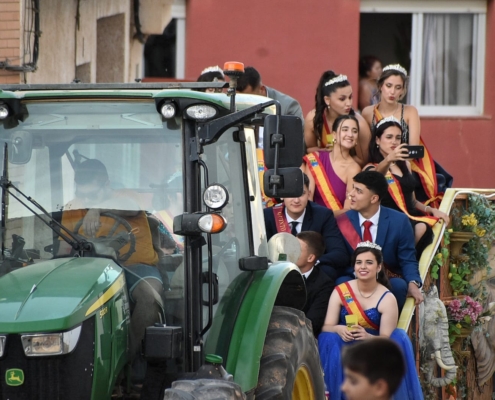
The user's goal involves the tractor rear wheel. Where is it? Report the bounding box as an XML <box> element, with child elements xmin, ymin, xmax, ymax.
<box><xmin>255</xmin><ymin>306</ymin><xmax>325</xmax><ymax>400</ymax></box>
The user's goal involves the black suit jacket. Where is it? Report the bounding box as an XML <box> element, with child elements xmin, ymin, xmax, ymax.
<box><xmin>303</xmin><ymin>266</ymin><xmax>334</xmax><ymax>337</ymax></box>
<box><xmin>264</xmin><ymin>202</ymin><xmax>350</xmax><ymax>278</ymax></box>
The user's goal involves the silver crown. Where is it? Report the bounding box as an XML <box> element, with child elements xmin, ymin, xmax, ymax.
<box><xmin>200</xmin><ymin>65</ymin><xmax>224</xmax><ymax>77</ymax></box>
<box><xmin>324</xmin><ymin>74</ymin><xmax>348</xmax><ymax>87</ymax></box>
<box><xmin>356</xmin><ymin>241</ymin><xmax>382</xmax><ymax>251</ymax></box>
<box><xmin>382</xmin><ymin>64</ymin><xmax>408</xmax><ymax>76</ymax></box>
<box><xmin>376</xmin><ymin>116</ymin><xmax>401</xmax><ymax>129</ymax></box>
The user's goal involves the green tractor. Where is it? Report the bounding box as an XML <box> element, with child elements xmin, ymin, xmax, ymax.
<box><xmin>0</xmin><ymin>65</ymin><xmax>325</xmax><ymax>399</ymax></box>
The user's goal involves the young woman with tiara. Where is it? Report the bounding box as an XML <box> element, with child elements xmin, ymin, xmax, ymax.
<box><xmin>362</xmin><ymin>64</ymin><xmax>449</xmax><ymax>207</ymax></box>
<box><xmin>195</xmin><ymin>65</ymin><xmax>225</xmax><ymax>93</ymax></box>
<box><xmin>318</xmin><ymin>242</ymin><xmax>424</xmax><ymax>400</ymax></box>
<box><xmin>303</xmin><ymin>71</ymin><xmax>372</xmax><ymax>166</ymax></box>
<box><xmin>365</xmin><ymin>116</ymin><xmax>449</xmax><ymax>256</ymax></box>
<box><xmin>304</xmin><ymin>114</ymin><xmax>362</xmax><ymax>216</ymax></box>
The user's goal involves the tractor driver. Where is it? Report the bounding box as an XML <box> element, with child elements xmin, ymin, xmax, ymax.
<box><xmin>58</xmin><ymin>159</ymin><xmax>164</xmax><ymax>361</ymax></box>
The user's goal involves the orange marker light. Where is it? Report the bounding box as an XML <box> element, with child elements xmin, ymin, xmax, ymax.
<box><xmin>223</xmin><ymin>62</ymin><xmax>245</xmax><ymax>73</ymax></box>
<box><xmin>198</xmin><ymin>213</ymin><xmax>227</xmax><ymax>234</ymax></box>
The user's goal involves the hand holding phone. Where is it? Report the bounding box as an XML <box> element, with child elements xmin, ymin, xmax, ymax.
<box><xmin>404</xmin><ymin>145</ymin><xmax>425</xmax><ymax>159</ymax></box>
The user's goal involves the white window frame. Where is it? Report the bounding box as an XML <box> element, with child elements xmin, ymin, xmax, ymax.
<box><xmin>172</xmin><ymin>0</ymin><xmax>186</xmax><ymax>79</ymax></box>
<box><xmin>360</xmin><ymin>1</ymin><xmax>487</xmax><ymax>116</ymax></box>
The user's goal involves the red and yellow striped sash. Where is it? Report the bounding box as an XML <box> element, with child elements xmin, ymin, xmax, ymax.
<box><xmin>410</xmin><ymin>139</ymin><xmax>442</xmax><ymax>208</ymax></box>
<box><xmin>256</xmin><ymin>148</ymin><xmax>277</xmax><ymax>208</ymax></box>
<box><xmin>319</xmin><ymin>115</ymin><xmax>334</xmax><ymax>149</ymax></box>
<box><xmin>304</xmin><ymin>152</ymin><xmax>343</xmax><ymax>211</ymax></box>
<box><xmin>373</xmin><ymin>105</ymin><xmax>383</xmax><ymax>125</ymax></box>
<box><xmin>336</xmin><ymin>282</ymin><xmax>379</xmax><ymax>331</ymax></box>
<box><xmin>385</xmin><ymin>171</ymin><xmax>438</xmax><ymax>227</ymax></box>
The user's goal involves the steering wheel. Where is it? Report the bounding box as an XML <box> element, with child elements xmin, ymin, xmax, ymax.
<box><xmin>73</xmin><ymin>211</ymin><xmax>137</xmax><ymax>263</ymax></box>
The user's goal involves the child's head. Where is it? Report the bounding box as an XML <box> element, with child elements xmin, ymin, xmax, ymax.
<box><xmin>341</xmin><ymin>338</ymin><xmax>405</xmax><ymax>400</ymax></box>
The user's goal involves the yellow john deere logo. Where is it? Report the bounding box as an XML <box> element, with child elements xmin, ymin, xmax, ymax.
<box><xmin>6</xmin><ymin>369</ymin><xmax>24</xmax><ymax>386</ymax></box>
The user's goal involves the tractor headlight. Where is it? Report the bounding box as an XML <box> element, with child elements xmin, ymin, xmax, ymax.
<box><xmin>160</xmin><ymin>102</ymin><xmax>176</xmax><ymax>119</ymax></box>
<box><xmin>0</xmin><ymin>104</ymin><xmax>9</xmax><ymax>120</ymax></box>
<box><xmin>0</xmin><ymin>336</ymin><xmax>5</xmax><ymax>357</ymax></box>
<box><xmin>21</xmin><ymin>325</ymin><xmax>82</xmax><ymax>357</ymax></box>
<box><xmin>198</xmin><ymin>213</ymin><xmax>227</xmax><ymax>234</ymax></box>
<box><xmin>203</xmin><ymin>184</ymin><xmax>229</xmax><ymax>210</ymax></box>
<box><xmin>186</xmin><ymin>104</ymin><xmax>217</xmax><ymax>120</ymax></box>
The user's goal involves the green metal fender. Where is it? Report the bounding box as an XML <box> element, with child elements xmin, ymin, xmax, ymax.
<box><xmin>225</xmin><ymin>262</ymin><xmax>305</xmax><ymax>393</ymax></box>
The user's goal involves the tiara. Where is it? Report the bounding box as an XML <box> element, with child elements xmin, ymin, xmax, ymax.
<box><xmin>356</xmin><ymin>241</ymin><xmax>382</xmax><ymax>251</ymax></box>
<box><xmin>376</xmin><ymin>116</ymin><xmax>401</xmax><ymax>129</ymax></box>
<box><xmin>200</xmin><ymin>65</ymin><xmax>224</xmax><ymax>77</ymax></box>
<box><xmin>382</xmin><ymin>64</ymin><xmax>408</xmax><ymax>76</ymax></box>
<box><xmin>324</xmin><ymin>74</ymin><xmax>348</xmax><ymax>87</ymax></box>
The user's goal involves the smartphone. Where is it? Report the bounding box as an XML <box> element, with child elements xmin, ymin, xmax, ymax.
<box><xmin>345</xmin><ymin>315</ymin><xmax>358</xmax><ymax>331</ymax></box>
<box><xmin>404</xmin><ymin>145</ymin><xmax>425</xmax><ymax>159</ymax></box>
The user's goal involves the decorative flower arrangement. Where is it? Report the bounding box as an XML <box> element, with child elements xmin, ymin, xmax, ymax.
<box><xmin>447</xmin><ymin>297</ymin><xmax>495</xmax><ymax>342</ymax></box>
<box><xmin>452</xmin><ymin>211</ymin><xmax>486</xmax><ymax>237</ymax></box>
<box><xmin>460</xmin><ymin>213</ymin><xmax>478</xmax><ymax>231</ymax></box>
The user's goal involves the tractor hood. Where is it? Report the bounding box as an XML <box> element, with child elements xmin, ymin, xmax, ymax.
<box><xmin>0</xmin><ymin>257</ymin><xmax>124</xmax><ymax>333</ymax></box>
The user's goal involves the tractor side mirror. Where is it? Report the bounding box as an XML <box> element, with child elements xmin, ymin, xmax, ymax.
<box><xmin>9</xmin><ymin>130</ymin><xmax>33</xmax><ymax>164</ymax></box>
<box><xmin>263</xmin><ymin>167</ymin><xmax>304</xmax><ymax>198</ymax></box>
<box><xmin>263</xmin><ymin>115</ymin><xmax>304</xmax><ymax>168</ymax></box>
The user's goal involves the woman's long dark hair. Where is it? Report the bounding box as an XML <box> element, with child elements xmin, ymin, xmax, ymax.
<box><xmin>368</xmin><ymin>120</ymin><xmax>408</xmax><ymax>176</ymax></box>
<box><xmin>313</xmin><ymin>70</ymin><xmax>351</xmax><ymax>142</ymax></box>
<box><xmin>351</xmin><ymin>246</ymin><xmax>391</xmax><ymax>289</ymax></box>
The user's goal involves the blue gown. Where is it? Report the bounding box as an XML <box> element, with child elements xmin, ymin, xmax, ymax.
<box><xmin>318</xmin><ymin>290</ymin><xmax>424</xmax><ymax>400</ymax></box>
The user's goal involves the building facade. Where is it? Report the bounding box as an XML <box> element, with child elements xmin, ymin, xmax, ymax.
<box><xmin>0</xmin><ymin>0</ymin><xmax>173</xmax><ymax>84</ymax></box>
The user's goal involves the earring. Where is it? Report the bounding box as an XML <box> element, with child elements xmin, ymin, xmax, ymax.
<box><xmin>376</xmin><ymin>271</ymin><xmax>379</xmax><ymax>280</ymax></box>
<box><xmin>333</xmin><ymin>138</ymin><xmax>337</xmax><ymax>144</ymax></box>
<box><xmin>377</xmin><ymin>144</ymin><xmax>379</xmax><ymax>148</ymax></box>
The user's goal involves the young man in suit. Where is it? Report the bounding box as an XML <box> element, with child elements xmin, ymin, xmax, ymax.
<box><xmin>264</xmin><ymin>173</ymin><xmax>349</xmax><ymax>281</ymax></box>
<box><xmin>336</xmin><ymin>171</ymin><xmax>423</xmax><ymax>310</ymax></box>
<box><xmin>296</xmin><ymin>231</ymin><xmax>334</xmax><ymax>337</ymax></box>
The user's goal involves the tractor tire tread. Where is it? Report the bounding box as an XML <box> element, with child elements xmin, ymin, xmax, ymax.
<box><xmin>255</xmin><ymin>306</ymin><xmax>325</xmax><ymax>400</ymax></box>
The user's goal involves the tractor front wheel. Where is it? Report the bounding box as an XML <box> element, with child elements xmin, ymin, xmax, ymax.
<box><xmin>255</xmin><ymin>306</ymin><xmax>325</xmax><ymax>400</ymax></box>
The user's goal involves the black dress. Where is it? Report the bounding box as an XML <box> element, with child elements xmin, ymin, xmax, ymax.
<box><xmin>381</xmin><ymin>170</ymin><xmax>433</xmax><ymax>259</ymax></box>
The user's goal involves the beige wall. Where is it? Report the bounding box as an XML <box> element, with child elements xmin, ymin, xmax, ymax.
<box><xmin>0</xmin><ymin>0</ymin><xmax>21</xmax><ymax>84</ymax></box>
<box><xmin>0</xmin><ymin>0</ymin><xmax>172</xmax><ymax>84</ymax></box>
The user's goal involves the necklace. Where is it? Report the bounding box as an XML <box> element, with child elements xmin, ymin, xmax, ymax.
<box><xmin>357</xmin><ymin>282</ymin><xmax>378</xmax><ymax>299</ymax></box>
<box><xmin>379</xmin><ymin>102</ymin><xmax>399</xmax><ymax>118</ymax></box>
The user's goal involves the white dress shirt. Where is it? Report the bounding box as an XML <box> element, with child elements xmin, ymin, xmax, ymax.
<box><xmin>358</xmin><ymin>207</ymin><xmax>381</xmax><ymax>242</ymax></box>
<box><xmin>301</xmin><ymin>266</ymin><xmax>314</xmax><ymax>280</ymax></box>
<box><xmin>285</xmin><ymin>208</ymin><xmax>306</xmax><ymax>235</ymax></box>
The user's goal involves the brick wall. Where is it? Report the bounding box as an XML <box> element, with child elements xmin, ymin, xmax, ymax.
<box><xmin>0</xmin><ymin>0</ymin><xmax>21</xmax><ymax>84</ymax></box>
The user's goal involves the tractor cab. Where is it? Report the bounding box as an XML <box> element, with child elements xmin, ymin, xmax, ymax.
<box><xmin>0</xmin><ymin>71</ymin><xmax>324</xmax><ymax>399</ymax></box>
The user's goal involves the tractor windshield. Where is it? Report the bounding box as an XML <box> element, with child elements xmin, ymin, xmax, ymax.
<box><xmin>0</xmin><ymin>99</ymin><xmax>184</xmax><ymax>278</ymax></box>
